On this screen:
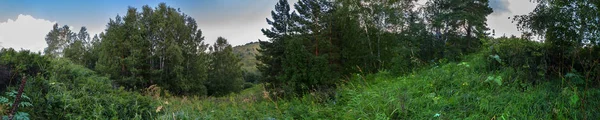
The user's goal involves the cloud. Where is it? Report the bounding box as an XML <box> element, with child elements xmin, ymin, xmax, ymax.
<box><xmin>490</xmin><ymin>0</ymin><xmax>511</xmax><ymax>16</ymax></box>
<box><xmin>0</xmin><ymin>14</ymin><xmax>56</xmax><ymax>53</ymax></box>
<box><xmin>486</xmin><ymin>0</ymin><xmax>536</xmax><ymax>38</ymax></box>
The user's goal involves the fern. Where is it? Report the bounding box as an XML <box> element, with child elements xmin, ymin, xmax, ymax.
<box><xmin>0</xmin><ymin>90</ymin><xmax>32</xmax><ymax>120</ymax></box>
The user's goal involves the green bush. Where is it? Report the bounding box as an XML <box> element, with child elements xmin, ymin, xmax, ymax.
<box><xmin>27</xmin><ymin>59</ymin><xmax>156</xmax><ymax>119</ymax></box>
<box><xmin>488</xmin><ymin>37</ymin><xmax>546</xmax><ymax>83</ymax></box>
<box><xmin>0</xmin><ymin>49</ymin><xmax>158</xmax><ymax>119</ymax></box>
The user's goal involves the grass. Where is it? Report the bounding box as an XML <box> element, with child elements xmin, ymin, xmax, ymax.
<box><xmin>153</xmin><ymin>51</ymin><xmax>600</xmax><ymax>119</ymax></box>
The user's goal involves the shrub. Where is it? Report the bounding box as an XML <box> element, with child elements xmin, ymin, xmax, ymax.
<box><xmin>488</xmin><ymin>37</ymin><xmax>546</xmax><ymax>83</ymax></box>
<box><xmin>0</xmin><ymin>49</ymin><xmax>157</xmax><ymax>119</ymax></box>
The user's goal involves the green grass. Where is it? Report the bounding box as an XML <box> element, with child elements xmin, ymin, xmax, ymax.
<box><xmin>155</xmin><ymin>52</ymin><xmax>600</xmax><ymax>119</ymax></box>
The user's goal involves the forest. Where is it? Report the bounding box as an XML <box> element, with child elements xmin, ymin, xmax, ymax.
<box><xmin>0</xmin><ymin>0</ymin><xmax>598</xmax><ymax>119</ymax></box>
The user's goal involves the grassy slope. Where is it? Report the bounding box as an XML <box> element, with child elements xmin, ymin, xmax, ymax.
<box><xmin>157</xmin><ymin>52</ymin><xmax>599</xmax><ymax>119</ymax></box>
<box><xmin>232</xmin><ymin>42</ymin><xmax>261</xmax><ymax>74</ymax></box>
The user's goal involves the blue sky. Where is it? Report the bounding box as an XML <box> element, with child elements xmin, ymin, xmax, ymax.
<box><xmin>0</xmin><ymin>0</ymin><xmax>535</xmax><ymax>52</ymax></box>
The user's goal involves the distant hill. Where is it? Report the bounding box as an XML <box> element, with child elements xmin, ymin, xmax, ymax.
<box><xmin>233</xmin><ymin>42</ymin><xmax>261</xmax><ymax>74</ymax></box>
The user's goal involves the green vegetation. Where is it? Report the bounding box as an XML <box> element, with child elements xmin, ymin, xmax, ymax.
<box><xmin>0</xmin><ymin>0</ymin><xmax>599</xmax><ymax>119</ymax></box>
<box><xmin>207</xmin><ymin>37</ymin><xmax>244</xmax><ymax>96</ymax></box>
<box><xmin>233</xmin><ymin>42</ymin><xmax>262</xmax><ymax>84</ymax></box>
<box><xmin>149</xmin><ymin>49</ymin><xmax>600</xmax><ymax>119</ymax></box>
<box><xmin>233</xmin><ymin>42</ymin><xmax>260</xmax><ymax>74</ymax></box>
<box><xmin>0</xmin><ymin>49</ymin><xmax>155</xmax><ymax>119</ymax></box>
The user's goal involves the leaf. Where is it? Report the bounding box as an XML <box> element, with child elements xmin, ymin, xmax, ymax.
<box><xmin>15</xmin><ymin>112</ymin><xmax>30</xmax><ymax>120</ymax></box>
<box><xmin>0</xmin><ymin>97</ymin><xmax>8</xmax><ymax>104</ymax></box>
<box><xmin>565</xmin><ymin>72</ymin><xmax>579</xmax><ymax>78</ymax></box>
<box><xmin>494</xmin><ymin>76</ymin><xmax>502</xmax><ymax>86</ymax></box>
<box><xmin>486</xmin><ymin>76</ymin><xmax>502</xmax><ymax>86</ymax></box>
<box><xmin>570</xmin><ymin>93</ymin><xmax>579</xmax><ymax>106</ymax></box>
<box><xmin>489</xmin><ymin>54</ymin><xmax>502</xmax><ymax>63</ymax></box>
<box><xmin>19</xmin><ymin>102</ymin><xmax>33</xmax><ymax>107</ymax></box>
<box><xmin>486</xmin><ymin>76</ymin><xmax>494</xmax><ymax>82</ymax></box>
<box><xmin>6</xmin><ymin>91</ymin><xmax>17</xmax><ymax>98</ymax></box>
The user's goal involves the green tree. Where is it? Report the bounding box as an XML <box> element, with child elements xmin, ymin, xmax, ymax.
<box><xmin>284</xmin><ymin>0</ymin><xmax>339</xmax><ymax>95</ymax></box>
<box><xmin>258</xmin><ymin>0</ymin><xmax>294</xmax><ymax>96</ymax></box>
<box><xmin>424</xmin><ymin>0</ymin><xmax>493</xmax><ymax>59</ymax></box>
<box><xmin>44</xmin><ymin>24</ymin><xmax>75</xmax><ymax>57</ymax></box>
<box><xmin>96</xmin><ymin>3</ymin><xmax>209</xmax><ymax>96</ymax></box>
<box><xmin>207</xmin><ymin>37</ymin><xmax>243</xmax><ymax>96</ymax></box>
<box><xmin>64</xmin><ymin>27</ymin><xmax>89</xmax><ymax>64</ymax></box>
<box><xmin>513</xmin><ymin>0</ymin><xmax>600</xmax><ymax>77</ymax></box>
<box><xmin>83</xmin><ymin>34</ymin><xmax>102</xmax><ymax>69</ymax></box>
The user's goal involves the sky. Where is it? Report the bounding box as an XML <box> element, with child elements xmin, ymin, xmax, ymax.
<box><xmin>0</xmin><ymin>0</ymin><xmax>535</xmax><ymax>53</ymax></box>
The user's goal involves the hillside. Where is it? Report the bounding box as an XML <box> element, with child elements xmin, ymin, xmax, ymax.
<box><xmin>233</xmin><ymin>42</ymin><xmax>261</xmax><ymax>74</ymax></box>
<box><xmin>1</xmin><ymin>0</ymin><xmax>598</xmax><ymax>119</ymax></box>
<box><xmin>155</xmin><ymin>51</ymin><xmax>600</xmax><ymax>119</ymax></box>
<box><xmin>1</xmin><ymin>45</ymin><xmax>598</xmax><ymax>119</ymax></box>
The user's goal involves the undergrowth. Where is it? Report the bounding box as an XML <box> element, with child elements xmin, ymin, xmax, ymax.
<box><xmin>156</xmin><ymin>51</ymin><xmax>600</xmax><ymax>119</ymax></box>
<box><xmin>2</xmin><ymin>48</ymin><xmax>598</xmax><ymax>119</ymax></box>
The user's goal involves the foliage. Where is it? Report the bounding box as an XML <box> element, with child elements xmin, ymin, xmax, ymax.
<box><xmin>233</xmin><ymin>42</ymin><xmax>261</xmax><ymax>75</ymax></box>
<box><xmin>151</xmin><ymin>52</ymin><xmax>600</xmax><ymax>119</ymax></box>
<box><xmin>513</xmin><ymin>0</ymin><xmax>600</xmax><ymax>81</ymax></box>
<box><xmin>0</xmin><ymin>90</ymin><xmax>33</xmax><ymax>120</ymax></box>
<box><xmin>0</xmin><ymin>49</ymin><xmax>157</xmax><ymax>119</ymax></box>
<box><xmin>20</xmin><ymin>0</ymin><xmax>600</xmax><ymax>119</ymax></box>
<box><xmin>44</xmin><ymin>24</ymin><xmax>74</xmax><ymax>58</ymax></box>
<box><xmin>258</xmin><ymin>0</ymin><xmax>293</xmax><ymax>97</ymax></box>
<box><xmin>233</xmin><ymin>42</ymin><xmax>263</xmax><ymax>84</ymax></box>
<box><xmin>258</xmin><ymin>0</ymin><xmax>418</xmax><ymax>97</ymax></box>
<box><xmin>0</xmin><ymin>48</ymin><xmax>48</xmax><ymax>92</ymax></box>
<box><xmin>95</xmin><ymin>3</ymin><xmax>210</xmax><ymax>96</ymax></box>
<box><xmin>487</xmin><ymin>37</ymin><xmax>546</xmax><ymax>83</ymax></box>
<box><xmin>424</xmin><ymin>0</ymin><xmax>493</xmax><ymax>61</ymax></box>
<box><xmin>207</xmin><ymin>37</ymin><xmax>244</xmax><ymax>96</ymax></box>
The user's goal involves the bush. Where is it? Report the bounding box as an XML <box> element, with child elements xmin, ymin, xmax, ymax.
<box><xmin>487</xmin><ymin>37</ymin><xmax>546</xmax><ymax>83</ymax></box>
<box><xmin>0</xmin><ymin>49</ymin><xmax>157</xmax><ymax>119</ymax></box>
<box><xmin>242</xmin><ymin>71</ymin><xmax>261</xmax><ymax>84</ymax></box>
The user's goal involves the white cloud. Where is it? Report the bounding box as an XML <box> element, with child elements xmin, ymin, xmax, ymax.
<box><xmin>0</xmin><ymin>14</ymin><xmax>56</xmax><ymax>53</ymax></box>
<box><xmin>487</xmin><ymin>0</ymin><xmax>536</xmax><ymax>38</ymax></box>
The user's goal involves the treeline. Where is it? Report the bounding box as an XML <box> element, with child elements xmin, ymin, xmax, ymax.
<box><xmin>41</xmin><ymin>0</ymin><xmax>497</xmax><ymax>97</ymax></box>
<box><xmin>43</xmin><ymin>3</ymin><xmax>243</xmax><ymax>96</ymax></box>
<box><xmin>39</xmin><ymin>0</ymin><xmax>600</xmax><ymax>98</ymax></box>
<box><xmin>258</xmin><ymin>0</ymin><xmax>493</xmax><ymax>97</ymax></box>
<box><xmin>512</xmin><ymin>0</ymin><xmax>600</xmax><ymax>81</ymax></box>
<box><xmin>259</xmin><ymin>0</ymin><xmax>600</xmax><ymax>98</ymax></box>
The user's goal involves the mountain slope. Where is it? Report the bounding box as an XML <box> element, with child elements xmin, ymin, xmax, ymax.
<box><xmin>233</xmin><ymin>42</ymin><xmax>261</xmax><ymax>74</ymax></box>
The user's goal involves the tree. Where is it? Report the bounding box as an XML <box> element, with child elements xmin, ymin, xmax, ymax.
<box><xmin>513</xmin><ymin>0</ymin><xmax>600</xmax><ymax>76</ymax></box>
<box><xmin>96</xmin><ymin>3</ymin><xmax>209</xmax><ymax>96</ymax></box>
<box><xmin>259</xmin><ymin>0</ymin><xmax>422</xmax><ymax>96</ymax></box>
<box><xmin>258</xmin><ymin>0</ymin><xmax>294</xmax><ymax>96</ymax></box>
<box><xmin>64</xmin><ymin>27</ymin><xmax>89</xmax><ymax>64</ymax></box>
<box><xmin>44</xmin><ymin>24</ymin><xmax>75</xmax><ymax>57</ymax></box>
<box><xmin>424</xmin><ymin>0</ymin><xmax>493</xmax><ymax>59</ymax></box>
<box><xmin>282</xmin><ymin>0</ymin><xmax>339</xmax><ymax>96</ymax></box>
<box><xmin>207</xmin><ymin>37</ymin><xmax>243</xmax><ymax>96</ymax></box>
<box><xmin>83</xmin><ymin>34</ymin><xmax>102</xmax><ymax>69</ymax></box>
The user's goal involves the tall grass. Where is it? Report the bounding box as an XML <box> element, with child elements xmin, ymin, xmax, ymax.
<box><xmin>156</xmin><ymin>52</ymin><xmax>600</xmax><ymax>119</ymax></box>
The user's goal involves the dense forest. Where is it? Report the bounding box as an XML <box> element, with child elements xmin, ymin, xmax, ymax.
<box><xmin>0</xmin><ymin>0</ymin><xmax>598</xmax><ymax>119</ymax></box>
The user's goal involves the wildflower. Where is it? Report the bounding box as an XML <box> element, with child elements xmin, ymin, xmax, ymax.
<box><xmin>156</xmin><ymin>106</ymin><xmax>163</xmax><ymax>113</ymax></box>
<box><xmin>263</xmin><ymin>90</ymin><xmax>270</xmax><ymax>99</ymax></box>
<box><xmin>434</xmin><ymin>113</ymin><xmax>440</xmax><ymax>117</ymax></box>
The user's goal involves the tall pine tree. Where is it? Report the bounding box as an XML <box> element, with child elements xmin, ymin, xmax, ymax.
<box><xmin>258</xmin><ymin>0</ymin><xmax>294</xmax><ymax>96</ymax></box>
